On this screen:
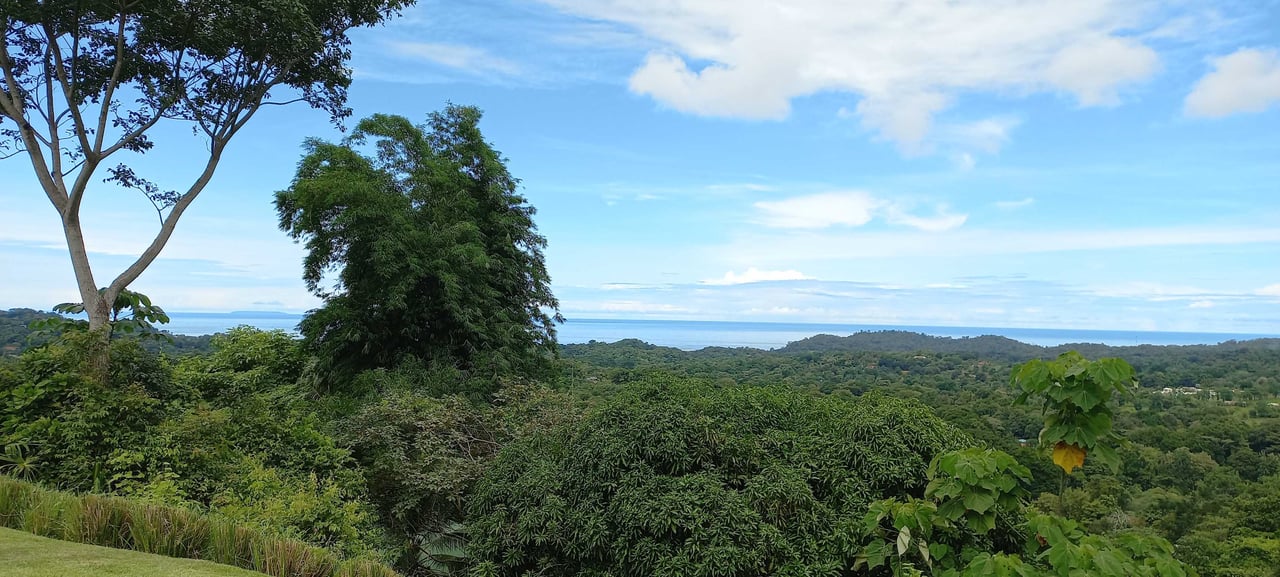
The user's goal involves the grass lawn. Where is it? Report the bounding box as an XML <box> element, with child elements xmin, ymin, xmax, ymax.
<box><xmin>0</xmin><ymin>527</ymin><xmax>267</xmax><ymax>577</ymax></box>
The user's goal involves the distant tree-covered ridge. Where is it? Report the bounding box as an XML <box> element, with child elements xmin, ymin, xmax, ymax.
<box><xmin>1</xmin><ymin>308</ymin><xmax>212</xmax><ymax>357</ymax></box>
<box><xmin>780</xmin><ymin>329</ymin><xmax>1280</xmax><ymax>361</ymax></box>
<box><xmin>0</xmin><ymin>309</ymin><xmax>53</xmax><ymax>356</ymax></box>
<box><xmin>564</xmin><ymin>334</ymin><xmax>1280</xmax><ymax>390</ymax></box>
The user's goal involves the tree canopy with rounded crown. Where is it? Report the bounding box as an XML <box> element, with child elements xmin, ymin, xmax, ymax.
<box><xmin>467</xmin><ymin>378</ymin><xmax>973</xmax><ymax>576</ymax></box>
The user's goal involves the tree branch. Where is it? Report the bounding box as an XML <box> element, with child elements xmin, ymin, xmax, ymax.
<box><xmin>94</xmin><ymin>5</ymin><xmax>129</xmax><ymax>153</ymax></box>
<box><xmin>43</xmin><ymin>41</ymin><xmax>62</xmax><ymax>183</ymax></box>
<box><xmin>41</xmin><ymin>21</ymin><xmax>93</xmax><ymax>158</ymax></box>
<box><xmin>261</xmin><ymin>97</ymin><xmax>309</xmax><ymax>107</ymax></box>
<box><xmin>105</xmin><ymin>141</ymin><xmax>227</xmax><ymax>300</ymax></box>
<box><xmin>0</xmin><ymin>36</ymin><xmax>68</xmax><ymax>213</ymax></box>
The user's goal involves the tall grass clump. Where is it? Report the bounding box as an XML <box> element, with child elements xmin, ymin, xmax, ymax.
<box><xmin>208</xmin><ymin>516</ymin><xmax>257</xmax><ymax>567</ymax></box>
<box><xmin>0</xmin><ymin>475</ymin><xmax>402</xmax><ymax>577</ymax></box>
<box><xmin>253</xmin><ymin>536</ymin><xmax>340</xmax><ymax>577</ymax></box>
<box><xmin>20</xmin><ymin>489</ymin><xmax>81</xmax><ymax>540</ymax></box>
<box><xmin>0</xmin><ymin>475</ymin><xmax>36</xmax><ymax>528</ymax></box>
<box><xmin>129</xmin><ymin>502</ymin><xmax>209</xmax><ymax>558</ymax></box>
<box><xmin>335</xmin><ymin>558</ymin><xmax>402</xmax><ymax>577</ymax></box>
<box><xmin>79</xmin><ymin>493</ymin><xmax>132</xmax><ymax>548</ymax></box>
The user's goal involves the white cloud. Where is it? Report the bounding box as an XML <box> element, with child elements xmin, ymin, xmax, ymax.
<box><xmin>702</xmin><ymin>267</ymin><xmax>813</xmax><ymax>285</ymax></box>
<box><xmin>629</xmin><ymin>52</ymin><xmax>797</xmax><ymax>119</ymax></box>
<box><xmin>705</xmin><ymin>182</ymin><xmax>777</xmax><ymax>194</ymax></box>
<box><xmin>541</xmin><ymin>0</ymin><xmax>1170</xmax><ymax>146</ymax></box>
<box><xmin>1044</xmin><ymin>35</ymin><xmax>1160</xmax><ymax>106</ymax></box>
<box><xmin>1189</xmin><ymin>300</ymin><xmax>1215</xmax><ymax>309</ymax></box>
<box><xmin>882</xmin><ymin>204</ymin><xmax>968</xmax><ymax>232</ymax></box>
<box><xmin>854</xmin><ymin>92</ymin><xmax>950</xmax><ymax>149</ymax></box>
<box><xmin>995</xmin><ymin>198</ymin><xmax>1036</xmax><ymax>210</ymax></box>
<box><xmin>936</xmin><ymin>116</ymin><xmax>1022</xmax><ymax>155</ymax></box>
<box><xmin>1258</xmin><ymin>284</ymin><xmax>1280</xmax><ymax>297</ymax></box>
<box><xmin>593</xmin><ymin>301</ymin><xmax>692</xmax><ymax>313</ymax></box>
<box><xmin>754</xmin><ymin>191</ymin><xmax>882</xmax><ymax>229</ymax></box>
<box><xmin>558</xmin><ymin>277</ymin><xmax>1280</xmax><ymax>335</ymax></box>
<box><xmin>387</xmin><ymin>41</ymin><xmax>521</xmax><ymax>76</ymax></box>
<box><xmin>599</xmin><ymin>283</ymin><xmax>673</xmax><ymax>291</ymax></box>
<box><xmin>753</xmin><ymin>191</ymin><xmax>966</xmax><ymax>232</ymax></box>
<box><xmin>1185</xmin><ymin>48</ymin><xmax>1280</xmax><ymax>118</ymax></box>
<box><xmin>718</xmin><ymin>224</ymin><xmax>1280</xmax><ymax>264</ymax></box>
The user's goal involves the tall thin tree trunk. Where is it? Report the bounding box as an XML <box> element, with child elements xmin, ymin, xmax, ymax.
<box><xmin>84</xmin><ymin>297</ymin><xmax>112</xmax><ymax>385</ymax></box>
<box><xmin>63</xmin><ymin>215</ymin><xmax>112</xmax><ymax>385</ymax></box>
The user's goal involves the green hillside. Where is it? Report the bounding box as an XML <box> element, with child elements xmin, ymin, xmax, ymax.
<box><xmin>0</xmin><ymin>527</ymin><xmax>267</xmax><ymax>577</ymax></box>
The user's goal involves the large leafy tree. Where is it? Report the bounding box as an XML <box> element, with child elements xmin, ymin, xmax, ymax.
<box><xmin>468</xmin><ymin>378</ymin><xmax>973</xmax><ymax>576</ymax></box>
<box><xmin>275</xmin><ymin>107</ymin><xmax>562</xmax><ymax>385</ymax></box>
<box><xmin>0</xmin><ymin>0</ymin><xmax>411</xmax><ymax>378</ymax></box>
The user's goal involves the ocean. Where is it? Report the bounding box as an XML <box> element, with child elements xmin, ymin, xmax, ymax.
<box><xmin>161</xmin><ymin>312</ymin><xmax>1278</xmax><ymax>350</ymax></box>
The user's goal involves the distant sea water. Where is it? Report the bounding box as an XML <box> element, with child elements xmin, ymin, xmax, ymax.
<box><xmin>163</xmin><ymin>312</ymin><xmax>1279</xmax><ymax>350</ymax></box>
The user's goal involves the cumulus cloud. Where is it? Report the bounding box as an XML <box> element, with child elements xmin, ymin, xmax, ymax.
<box><xmin>753</xmin><ymin>191</ymin><xmax>966</xmax><ymax>232</ymax></box>
<box><xmin>1045</xmin><ymin>36</ymin><xmax>1160</xmax><ymax>106</ymax></box>
<box><xmin>541</xmin><ymin>0</ymin><xmax>1169</xmax><ymax>146</ymax></box>
<box><xmin>1185</xmin><ymin>48</ymin><xmax>1280</xmax><ymax>118</ymax></box>
<box><xmin>702</xmin><ymin>267</ymin><xmax>813</xmax><ymax>285</ymax></box>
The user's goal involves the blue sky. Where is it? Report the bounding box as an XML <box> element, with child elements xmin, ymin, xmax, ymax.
<box><xmin>3</xmin><ymin>0</ymin><xmax>1280</xmax><ymax>333</ymax></box>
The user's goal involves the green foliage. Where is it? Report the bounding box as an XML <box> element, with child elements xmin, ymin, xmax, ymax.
<box><xmin>276</xmin><ymin>107</ymin><xmax>561</xmax><ymax>387</ymax></box>
<box><xmin>0</xmin><ymin>441</ymin><xmax>40</xmax><ymax>480</ymax></box>
<box><xmin>927</xmin><ymin>448</ymin><xmax>1030</xmax><ymax>534</ymax></box>
<box><xmin>415</xmin><ymin>521</ymin><xmax>469</xmax><ymax>577</ymax></box>
<box><xmin>30</xmin><ymin>289</ymin><xmax>172</xmax><ymax>343</ymax></box>
<box><xmin>859</xmin><ymin>447</ymin><xmax>1031</xmax><ymax>575</ymax></box>
<box><xmin>0</xmin><ymin>476</ymin><xmax>400</xmax><ymax>577</ymax></box>
<box><xmin>340</xmin><ymin>380</ymin><xmax>577</xmax><ymax>574</ymax></box>
<box><xmin>1011</xmin><ymin>352</ymin><xmax>1136</xmax><ymax>473</ymax></box>
<box><xmin>468</xmin><ymin>377</ymin><xmax>972</xmax><ymax>576</ymax></box>
<box><xmin>0</xmin><ymin>328</ymin><xmax>388</xmax><ymax>558</ymax></box>
<box><xmin>1022</xmin><ymin>514</ymin><xmax>1190</xmax><ymax>577</ymax></box>
<box><xmin>859</xmin><ymin>497</ymin><xmax>948</xmax><ymax>574</ymax></box>
<box><xmin>563</xmin><ymin>340</ymin><xmax>1249</xmax><ymax>575</ymax></box>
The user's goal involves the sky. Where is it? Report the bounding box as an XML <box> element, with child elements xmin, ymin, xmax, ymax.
<box><xmin>2</xmin><ymin>0</ymin><xmax>1280</xmax><ymax>333</ymax></box>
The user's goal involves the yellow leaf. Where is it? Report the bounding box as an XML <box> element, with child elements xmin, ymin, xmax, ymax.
<box><xmin>1052</xmin><ymin>442</ymin><xmax>1086</xmax><ymax>474</ymax></box>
